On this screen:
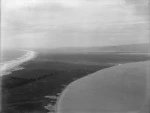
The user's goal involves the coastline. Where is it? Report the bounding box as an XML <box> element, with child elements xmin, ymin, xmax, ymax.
<box><xmin>55</xmin><ymin>63</ymin><xmax>123</xmax><ymax>113</ymax></box>
<box><xmin>56</xmin><ymin>61</ymin><xmax>150</xmax><ymax>113</ymax></box>
<box><xmin>2</xmin><ymin>53</ymin><xmax>108</xmax><ymax>113</ymax></box>
<box><xmin>1</xmin><ymin>50</ymin><xmax>149</xmax><ymax>113</ymax></box>
<box><xmin>0</xmin><ymin>50</ymin><xmax>37</xmax><ymax>76</ymax></box>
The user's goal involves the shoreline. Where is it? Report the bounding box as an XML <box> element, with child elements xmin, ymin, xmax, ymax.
<box><xmin>44</xmin><ymin>60</ymin><xmax>150</xmax><ymax>113</ymax></box>
<box><xmin>47</xmin><ymin>62</ymin><xmax>130</xmax><ymax>113</ymax></box>
<box><xmin>1</xmin><ymin>51</ymin><xmax>149</xmax><ymax>113</ymax></box>
<box><xmin>56</xmin><ymin>61</ymin><xmax>150</xmax><ymax>113</ymax></box>
<box><xmin>2</xmin><ymin>54</ymin><xmax>108</xmax><ymax>113</ymax></box>
<box><xmin>0</xmin><ymin>50</ymin><xmax>37</xmax><ymax>76</ymax></box>
<box><xmin>55</xmin><ymin>63</ymin><xmax>123</xmax><ymax>113</ymax></box>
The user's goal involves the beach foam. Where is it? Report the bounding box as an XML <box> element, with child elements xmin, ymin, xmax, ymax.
<box><xmin>0</xmin><ymin>50</ymin><xmax>37</xmax><ymax>76</ymax></box>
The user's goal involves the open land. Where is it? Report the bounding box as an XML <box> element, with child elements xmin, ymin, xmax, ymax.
<box><xmin>1</xmin><ymin>50</ymin><xmax>150</xmax><ymax>113</ymax></box>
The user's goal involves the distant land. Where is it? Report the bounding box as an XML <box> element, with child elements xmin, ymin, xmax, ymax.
<box><xmin>46</xmin><ymin>43</ymin><xmax>150</xmax><ymax>53</ymax></box>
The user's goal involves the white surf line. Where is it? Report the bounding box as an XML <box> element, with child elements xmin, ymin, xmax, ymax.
<box><xmin>0</xmin><ymin>50</ymin><xmax>37</xmax><ymax>76</ymax></box>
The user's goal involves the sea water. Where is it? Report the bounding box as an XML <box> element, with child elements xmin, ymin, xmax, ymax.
<box><xmin>0</xmin><ymin>49</ymin><xmax>26</xmax><ymax>62</ymax></box>
<box><xmin>0</xmin><ymin>49</ymin><xmax>36</xmax><ymax>76</ymax></box>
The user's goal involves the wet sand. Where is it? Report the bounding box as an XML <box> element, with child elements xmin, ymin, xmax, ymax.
<box><xmin>57</xmin><ymin>61</ymin><xmax>150</xmax><ymax>113</ymax></box>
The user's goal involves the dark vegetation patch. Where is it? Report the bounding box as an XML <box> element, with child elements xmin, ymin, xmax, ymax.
<box><xmin>2</xmin><ymin>52</ymin><xmax>150</xmax><ymax>113</ymax></box>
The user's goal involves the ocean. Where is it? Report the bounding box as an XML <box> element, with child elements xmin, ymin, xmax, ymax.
<box><xmin>0</xmin><ymin>49</ymin><xmax>36</xmax><ymax>76</ymax></box>
<box><xmin>0</xmin><ymin>49</ymin><xmax>26</xmax><ymax>62</ymax></box>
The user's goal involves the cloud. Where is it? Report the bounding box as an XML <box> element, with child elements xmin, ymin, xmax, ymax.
<box><xmin>124</xmin><ymin>0</ymin><xmax>149</xmax><ymax>17</ymax></box>
<box><xmin>3</xmin><ymin>0</ymin><xmax>139</xmax><ymax>32</ymax></box>
<box><xmin>1</xmin><ymin>0</ymin><xmax>149</xmax><ymax>49</ymax></box>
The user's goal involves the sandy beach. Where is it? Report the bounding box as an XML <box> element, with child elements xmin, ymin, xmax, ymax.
<box><xmin>57</xmin><ymin>61</ymin><xmax>150</xmax><ymax>113</ymax></box>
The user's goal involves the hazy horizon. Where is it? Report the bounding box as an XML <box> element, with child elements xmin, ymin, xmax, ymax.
<box><xmin>1</xmin><ymin>0</ymin><xmax>149</xmax><ymax>49</ymax></box>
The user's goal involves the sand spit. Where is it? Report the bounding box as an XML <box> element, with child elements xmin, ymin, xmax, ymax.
<box><xmin>0</xmin><ymin>50</ymin><xmax>37</xmax><ymax>76</ymax></box>
<box><xmin>57</xmin><ymin>61</ymin><xmax>150</xmax><ymax>113</ymax></box>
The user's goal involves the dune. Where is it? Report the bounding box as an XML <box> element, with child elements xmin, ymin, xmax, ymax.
<box><xmin>57</xmin><ymin>61</ymin><xmax>150</xmax><ymax>113</ymax></box>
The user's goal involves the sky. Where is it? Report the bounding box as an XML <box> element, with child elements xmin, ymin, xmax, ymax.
<box><xmin>1</xmin><ymin>0</ymin><xmax>150</xmax><ymax>49</ymax></box>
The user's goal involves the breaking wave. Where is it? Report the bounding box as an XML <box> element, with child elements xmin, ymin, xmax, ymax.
<box><xmin>0</xmin><ymin>50</ymin><xmax>37</xmax><ymax>76</ymax></box>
